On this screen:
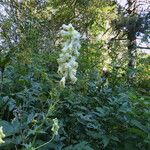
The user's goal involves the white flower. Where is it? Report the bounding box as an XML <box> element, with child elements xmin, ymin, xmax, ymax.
<box><xmin>57</xmin><ymin>24</ymin><xmax>81</xmax><ymax>87</ymax></box>
<box><xmin>59</xmin><ymin>77</ymin><xmax>66</xmax><ymax>87</ymax></box>
<box><xmin>69</xmin><ymin>73</ymin><xmax>77</xmax><ymax>84</ymax></box>
<box><xmin>51</xmin><ymin>118</ymin><xmax>59</xmax><ymax>136</ymax></box>
<box><xmin>0</xmin><ymin>127</ymin><xmax>5</xmax><ymax>144</ymax></box>
<box><xmin>70</xmin><ymin>68</ymin><xmax>77</xmax><ymax>75</ymax></box>
<box><xmin>73</xmin><ymin>49</ymin><xmax>80</xmax><ymax>57</ymax></box>
<box><xmin>62</xmin><ymin>45</ymin><xmax>69</xmax><ymax>52</ymax></box>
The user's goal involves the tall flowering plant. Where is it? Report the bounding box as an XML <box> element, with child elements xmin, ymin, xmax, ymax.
<box><xmin>57</xmin><ymin>24</ymin><xmax>81</xmax><ymax>87</ymax></box>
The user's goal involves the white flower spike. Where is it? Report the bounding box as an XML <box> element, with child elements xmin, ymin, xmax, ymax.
<box><xmin>57</xmin><ymin>24</ymin><xmax>81</xmax><ymax>87</ymax></box>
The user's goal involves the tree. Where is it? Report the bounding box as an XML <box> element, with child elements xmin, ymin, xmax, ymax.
<box><xmin>112</xmin><ymin>0</ymin><xmax>150</xmax><ymax>80</ymax></box>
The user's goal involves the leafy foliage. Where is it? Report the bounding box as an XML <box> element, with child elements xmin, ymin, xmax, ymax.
<box><xmin>0</xmin><ymin>0</ymin><xmax>150</xmax><ymax>150</ymax></box>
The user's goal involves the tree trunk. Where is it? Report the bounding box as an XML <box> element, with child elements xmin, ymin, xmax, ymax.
<box><xmin>127</xmin><ymin>0</ymin><xmax>137</xmax><ymax>79</ymax></box>
<box><xmin>127</xmin><ymin>30</ymin><xmax>137</xmax><ymax>69</ymax></box>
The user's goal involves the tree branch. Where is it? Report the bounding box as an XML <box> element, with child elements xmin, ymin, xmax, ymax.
<box><xmin>137</xmin><ymin>46</ymin><xmax>150</xmax><ymax>49</ymax></box>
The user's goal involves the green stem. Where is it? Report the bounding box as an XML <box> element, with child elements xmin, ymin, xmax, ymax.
<box><xmin>34</xmin><ymin>135</ymin><xmax>55</xmax><ymax>150</ymax></box>
<box><xmin>31</xmin><ymin>119</ymin><xmax>46</xmax><ymax>147</ymax></box>
<box><xmin>31</xmin><ymin>104</ymin><xmax>55</xmax><ymax>147</ymax></box>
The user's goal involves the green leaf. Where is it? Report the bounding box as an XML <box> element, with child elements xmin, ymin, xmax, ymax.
<box><xmin>64</xmin><ymin>141</ymin><xmax>94</xmax><ymax>150</ymax></box>
<box><xmin>130</xmin><ymin>119</ymin><xmax>149</xmax><ymax>133</ymax></box>
<box><xmin>0</xmin><ymin>120</ymin><xmax>19</xmax><ymax>136</ymax></box>
<box><xmin>102</xmin><ymin>135</ymin><xmax>110</xmax><ymax>148</ymax></box>
<box><xmin>128</xmin><ymin>127</ymin><xmax>147</xmax><ymax>138</ymax></box>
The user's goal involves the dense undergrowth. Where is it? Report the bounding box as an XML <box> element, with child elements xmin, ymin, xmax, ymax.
<box><xmin>0</xmin><ymin>51</ymin><xmax>149</xmax><ymax>150</ymax></box>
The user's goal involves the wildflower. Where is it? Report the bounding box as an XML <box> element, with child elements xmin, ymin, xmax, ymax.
<box><xmin>57</xmin><ymin>24</ymin><xmax>81</xmax><ymax>87</ymax></box>
<box><xmin>59</xmin><ymin>76</ymin><xmax>66</xmax><ymax>87</ymax></box>
<box><xmin>51</xmin><ymin>118</ymin><xmax>59</xmax><ymax>136</ymax></box>
<box><xmin>0</xmin><ymin>127</ymin><xmax>5</xmax><ymax>144</ymax></box>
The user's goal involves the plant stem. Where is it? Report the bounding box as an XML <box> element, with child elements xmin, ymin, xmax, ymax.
<box><xmin>34</xmin><ymin>135</ymin><xmax>55</xmax><ymax>150</ymax></box>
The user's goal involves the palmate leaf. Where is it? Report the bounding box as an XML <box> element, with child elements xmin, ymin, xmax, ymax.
<box><xmin>0</xmin><ymin>120</ymin><xmax>19</xmax><ymax>136</ymax></box>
